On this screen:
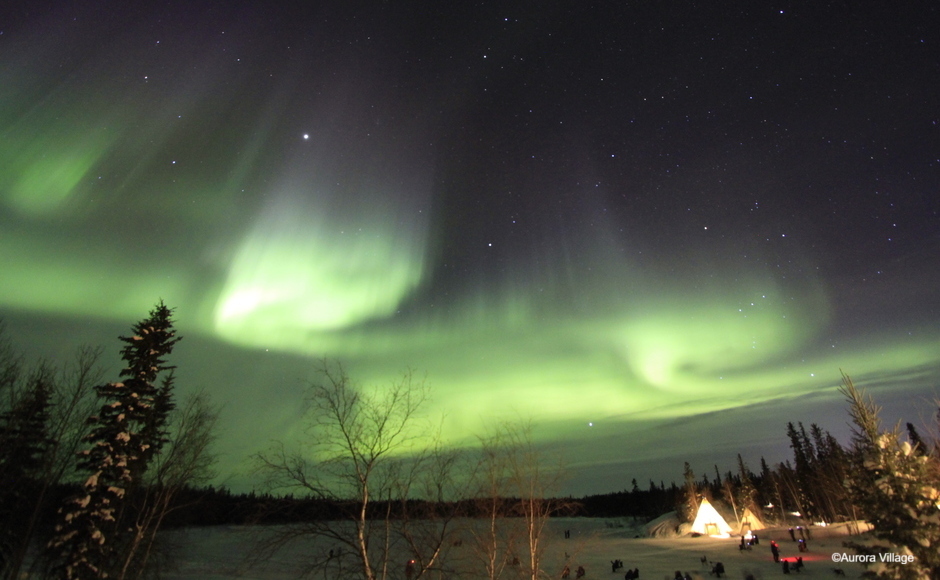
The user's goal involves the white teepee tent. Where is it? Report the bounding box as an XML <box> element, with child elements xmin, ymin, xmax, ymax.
<box><xmin>738</xmin><ymin>507</ymin><xmax>765</xmax><ymax>534</ymax></box>
<box><xmin>690</xmin><ymin>498</ymin><xmax>733</xmax><ymax>536</ymax></box>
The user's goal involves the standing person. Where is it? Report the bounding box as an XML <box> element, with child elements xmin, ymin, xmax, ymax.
<box><xmin>770</xmin><ymin>541</ymin><xmax>780</xmax><ymax>563</ymax></box>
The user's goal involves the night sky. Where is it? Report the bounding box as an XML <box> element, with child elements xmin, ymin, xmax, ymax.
<box><xmin>2</xmin><ymin>0</ymin><xmax>938</xmax><ymax>495</ymax></box>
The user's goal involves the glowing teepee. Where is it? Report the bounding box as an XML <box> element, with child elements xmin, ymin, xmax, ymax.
<box><xmin>738</xmin><ymin>507</ymin><xmax>765</xmax><ymax>534</ymax></box>
<box><xmin>690</xmin><ymin>498</ymin><xmax>733</xmax><ymax>536</ymax></box>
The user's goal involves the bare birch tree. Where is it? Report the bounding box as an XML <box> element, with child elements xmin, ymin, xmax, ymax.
<box><xmin>470</xmin><ymin>422</ymin><xmax>572</xmax><ymax>580</ymax></box>
<box><xmin>115</xmin><ymin>390</ymin><xmax>219</xmax><ymax>580</ymax></box>
<box><xmin>468</xmin><ymin>427</ymin><xmax>516</xmax><ymax>580</ymax></box>
<box><xmin>253</xmin><ymin>360</ymin><xmax>455</xmax><ymax>580</ymax></box>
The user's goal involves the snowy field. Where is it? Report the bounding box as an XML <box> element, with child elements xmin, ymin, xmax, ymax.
<box><xmin>160</xmin><ymin>518</ymin><xmax>873</xmax><ymax>579</ymax></box>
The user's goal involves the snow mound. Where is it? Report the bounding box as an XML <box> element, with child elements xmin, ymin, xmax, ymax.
<box><xmin>644</xmin><ymin>511</ymin><xmax>681</xmax><ymax>538</ymax></box>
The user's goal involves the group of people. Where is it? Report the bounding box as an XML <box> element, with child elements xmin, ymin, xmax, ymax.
<box><xmin>607</xmin><ymin>557</ymin><xmax>639</xmax><ymax>579</ymax></box>
<box><xmin>771</xmin><ymin>537</ymin><xmax>808</xmax><ymax>573</ymax></box>
<box><xmin>787</xmin><ymin>527</ymin><xmax>810</xmax><ymax>541</ymax></box>
<box><xmin>554</xmin><ymin>525</ymin><xmax>813</xmax><ymax>580</ymax></box>
<box><xmin>781</xmin><ymin>557</ymin><xmax>804</xmax><ymax>574</ymax></box>
<box><xmin>561</xmin><ymin>564</ymin><xmax>585</xmax><ymax>579</ymax></box>
<box><xmin>738</xmin><ymin>533</ymin><xmax>759</xmax><ymax>551</ymax></box>
<box><xmin>787</xmin><ymin>526</ymin><xmax>810</xmax><ymax>552</ymax></box>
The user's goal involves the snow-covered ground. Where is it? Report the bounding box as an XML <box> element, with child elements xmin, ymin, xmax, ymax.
<box><xmin>160</xmin><ymin>518</ymin><xmax>874</xmax><ymax>579</ymax></box>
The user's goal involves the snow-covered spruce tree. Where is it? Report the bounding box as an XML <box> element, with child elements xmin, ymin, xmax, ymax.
<box><xmin>840</xmin><ymin>373</ymin><xmax>940</xmax><ymax>580</ymax></box>
<box><xmin>48</xmin><ymin>303</ymin><xmax>179</xmax><ymax>580</ymax></box>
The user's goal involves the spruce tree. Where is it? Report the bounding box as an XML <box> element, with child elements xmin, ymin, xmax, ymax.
<box><xmin>680</xmin><ymin>462</ymin><xmax>698</xmax><ymax>523</ymax></box>
<box><xmin>0</xmin><ymin>374</ymin><xmax>53</xmax><ymax>576</ymax></box>
<box><xmin>49</xmin><ymin>302</ymin><xmax>180</xmax><ymax>580</ymax></box>
<box><xmin>841</xmin><ymin>373</ymin><xmax>940</xmax><ymax>579</ymax></box>
<box><xmin>735</xmin><ymin>454</ymin><xmax>757</xmax><ymax>516</ymax></box>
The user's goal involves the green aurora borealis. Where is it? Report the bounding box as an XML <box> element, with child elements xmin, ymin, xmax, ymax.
<box><xmin>1</xmin><ymin>1</ymin><xmax>938</xmax><ymax>493</ymax></box>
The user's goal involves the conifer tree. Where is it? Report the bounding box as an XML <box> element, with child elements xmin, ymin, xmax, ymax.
<box><xmin>786</xmin><ymin>422</ymin><xmax>817</xmax><ymax>519</ymax></box>
<box><xmin>735</xmin><ymin>454</ymin><xmax>757</xmax><ymax>516</ymax></box>
<box><xmin>49</xmin><ymin>302</ymin><xmax>179</xmax><ymax>580</ymax></box>
<box><xmin>0</xmin><ymin>341</ymin><xmax>103</xmax><ymax>580</ymax></box>
<box><xmin>841</xmin><ymin>373</ymin><xmax>940</xmax><ymax>579</ymax></box>
<box><xmin>679</xmin><ymin>462</ymin><xmax>698</xmax><ymax>523</ymax></box>
<box><xmin>0</xmin><ymin>373</ymin><xmax>53</xmax><ymax>575</ymax></box>
<box><xmin>905</xmin><ymin>423</ymin><xmax>926</xmax><ymax>456</ymax></box>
